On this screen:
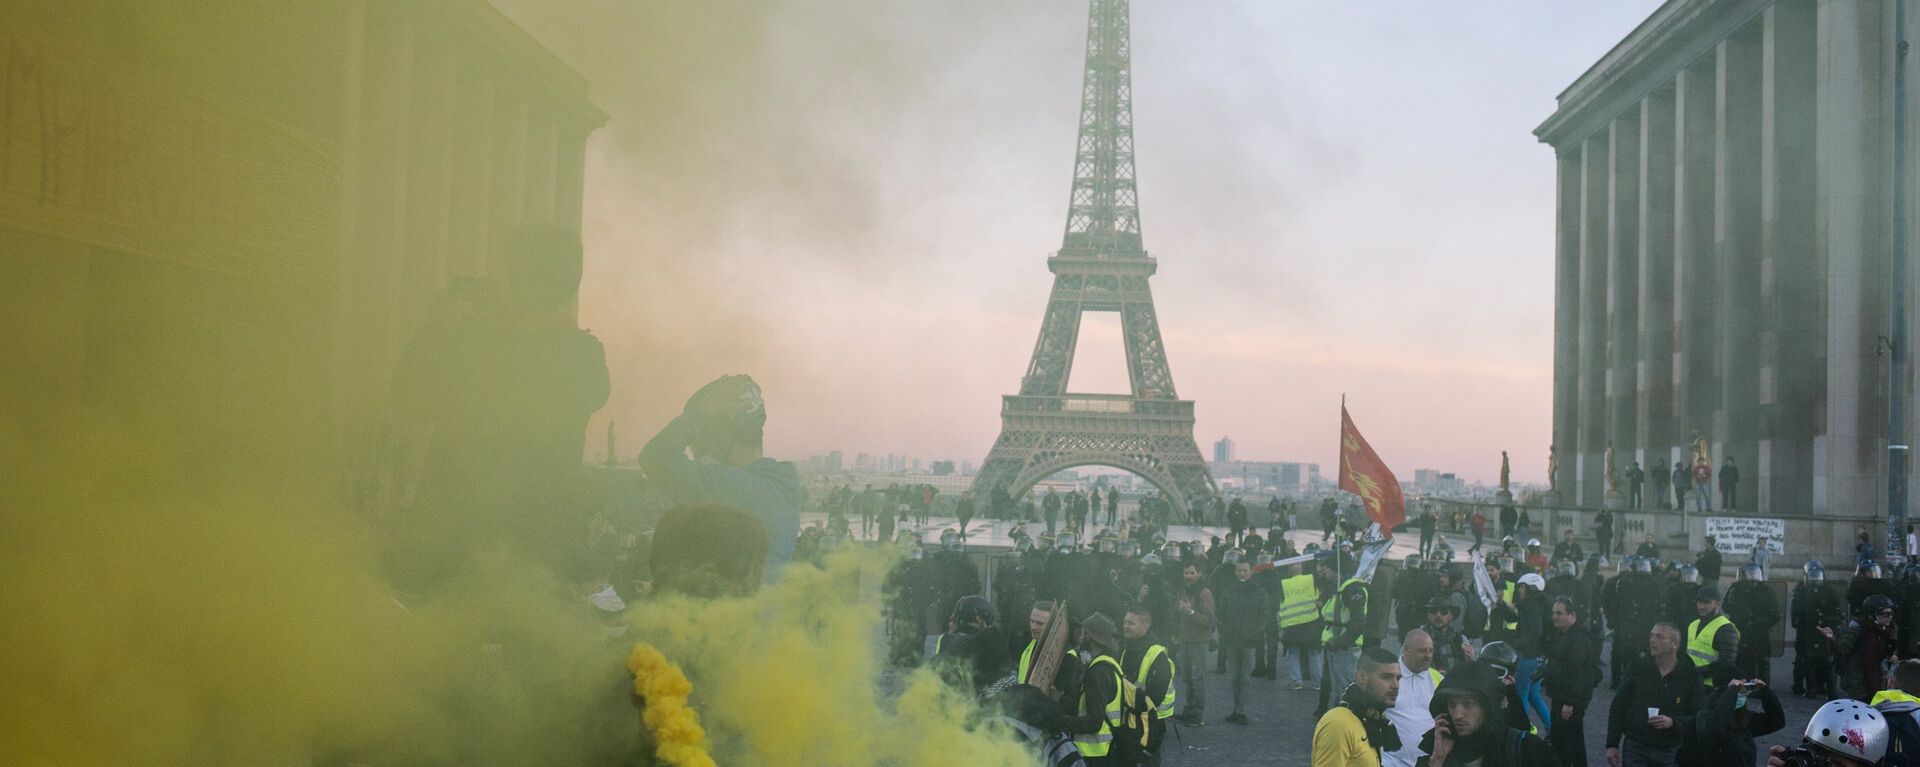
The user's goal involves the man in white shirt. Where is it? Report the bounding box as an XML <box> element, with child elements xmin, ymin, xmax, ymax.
<box><xmin>1384</xmin><ymin>629</ymin><xmax>1443</xmax><ymax>767</ymax></box>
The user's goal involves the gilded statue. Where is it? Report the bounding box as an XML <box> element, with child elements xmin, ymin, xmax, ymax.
<box><xmin>1604</xmin><ymin>442</ymin><xmax>1621</xmax><ymax>494</ymax></box>
<box><xmin>1546</xmin><ymin>445</ymin><xmax>1558</xmax><ymax>493</ymax></box>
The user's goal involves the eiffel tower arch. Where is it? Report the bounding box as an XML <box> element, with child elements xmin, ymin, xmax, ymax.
<box><xmin>971</xmin><ymin>0</ymin><xmax>1217</xmax><ymax>511</ymax></box>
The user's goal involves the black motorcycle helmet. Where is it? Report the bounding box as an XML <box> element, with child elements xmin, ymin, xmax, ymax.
<box><xmin>950</xmin><ymin>595</ymin><xmax>996</xmax><ymax>630</ymax></box>
<box><xmin>1478</xmin><ymin>641</ymin><xmax>1520</xmax><ymax>678</ymax></box>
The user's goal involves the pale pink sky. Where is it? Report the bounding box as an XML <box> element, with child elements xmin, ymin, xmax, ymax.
<box><xmin>494</xmin><ymin>1</ymin><xmax>1664</xmax><ymax>486</ymax></box>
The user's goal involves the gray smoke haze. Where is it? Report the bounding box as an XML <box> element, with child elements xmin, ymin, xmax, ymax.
<box><xmin>494</xmin><ymin>1</ymin><xmax>1661</xmax><ymax>482</ymax></box>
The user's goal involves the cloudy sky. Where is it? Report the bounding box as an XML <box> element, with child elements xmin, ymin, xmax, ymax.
<box><xmin>492</xmin><ymin>1</ymin><xmax>1664</xmax><ymax>485</ymax></box>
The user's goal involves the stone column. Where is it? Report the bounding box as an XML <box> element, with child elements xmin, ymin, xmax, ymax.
<box><xmin>1815</xmin><ymin>0</ymin><xmax>1888</xmax><ymax>519</ymax></box>
<box><xmin>1760</xmin><ymin>2</ymin><xmax>1819</xmax><ymax>516</ymax></box>
<box><xmin>1580</xmin><ymin>136</ymin><xmax>1613</xmax><ymax>507</ymax></box>
<box><xmin>1609</xmin><ymin>111</ymin><xmax>1644</xmax><ymax>506</ymax></box>
<box><xmin>1554</xmin><ymin>149</ymin><xmax>1584</xmax><ymax>500</ymax></box>
<box><xmin>1673</xmin><ymin>61</ymin><xmax>1718</xmax><ymax>495</ymax></box>
<box><xmin>1638</xmin><ymin>88</ymin><xmax>1678</xmax><ymax>487</ymax></box>
<box><xmin>1714</xmin><ymin>29</ymin><xmax>1764</xmax><ymax>513</ymax></box>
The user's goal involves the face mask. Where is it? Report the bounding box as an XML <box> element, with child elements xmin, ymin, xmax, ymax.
<box><xmin>1733</xmin><ymin>692</ymin><xmax>1749</xmax><ymax>709</ymax></box>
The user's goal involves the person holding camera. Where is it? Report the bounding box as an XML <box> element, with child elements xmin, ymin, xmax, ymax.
<box><xmin>1692</xmin><ymin>660</ymin><xmax>1786</xmax><ymax>767</ymax></box>
<box><xmin>1765</xmin><ymin>699</ymin><xmax>1889</xmax><ymax>767</ymax></box>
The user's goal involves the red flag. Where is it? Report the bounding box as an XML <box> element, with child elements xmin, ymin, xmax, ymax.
<box><xmin>1340</xmin><ymin>402</ymin><xmax>1406</xmax><ymax>531</ymax></box>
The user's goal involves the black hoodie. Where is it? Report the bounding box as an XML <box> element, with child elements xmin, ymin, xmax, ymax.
<box><xmin>1417</xmin><ymin>661</ymin><xmax>1561</xmax><ymax>767</ymax></box>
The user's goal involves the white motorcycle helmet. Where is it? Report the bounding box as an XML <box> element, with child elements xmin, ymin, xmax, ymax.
<box><xmin>1800</xmin><ymin>699</ymin><xmax>1888</xmax><ymax>764</ymax></box>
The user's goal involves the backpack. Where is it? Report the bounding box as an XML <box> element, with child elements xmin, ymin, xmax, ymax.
<box><xmin>1103</xmin><ymin>661</ymin><xmax>1151</xmax><ymax>762</ymax></box>
<box><xmin>1886</xmin><ymin>707</ymin><xmax>1920</xmax><ymax>767</ymax></box>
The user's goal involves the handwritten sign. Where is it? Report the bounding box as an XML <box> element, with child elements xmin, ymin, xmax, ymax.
<box><xmin>1704</xmin><ymin>517</ymin><xmax>1785</xmax><ymax>553</ymax></box>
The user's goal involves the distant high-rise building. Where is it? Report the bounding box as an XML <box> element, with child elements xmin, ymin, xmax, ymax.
<box><xmin>1213</xmin><ymin>436</ymin><xmax>1236</xmax><ymax>464</ymax></box>
<box><xmin>855</xmin><ymin>452</ymin><xmax>873</xmax><ymax>471</ymax></box>
<box><xmin>826</xmin><ymin>450</ymin><xmax>843</xmax><ymax>472</ymax></box>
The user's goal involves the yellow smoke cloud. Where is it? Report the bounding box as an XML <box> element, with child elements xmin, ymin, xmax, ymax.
<box><xmin>628</xmin><ymin>644</ymin><xmax>717</xmax><ymax>767</ymax></box>
<box><xmin>624</xmin><ymin>548</ymin><xmax>1034</xmax><ymax>767</ymax></box>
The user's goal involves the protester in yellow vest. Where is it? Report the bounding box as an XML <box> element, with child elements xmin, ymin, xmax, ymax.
<box><xmin>1120</xmin><ymin>606</ymin><xmax>1176</xmax><ymax>766</ymax></box>
<box><xmin>1019</xmin><ymin>600</ymin><xmax>1084</xmax><ymax>704</ymax></box>
<box><xmin>1280</xmin><ymin>563</ymin><xmax>1326</xmax><ymax>692</ymax></box>
<box><xmin>1065</xmin><ymin>613</ymin><xmax>1129</xmax><ymax>766</ymax></box>
<box><xmin>1871</xmin><ymin>658</ymin><xmax>1920</xmax><ymax>765</ymax></box>
<box><xmin>1686</xmin><ymin>586</ymin><xmax>1740</xmax><ymax>675</ymax></box>
<box><xmin>1318</xmin><ymin>554</ymin><xmax>1370</xmax><ymax>715</ymax></box>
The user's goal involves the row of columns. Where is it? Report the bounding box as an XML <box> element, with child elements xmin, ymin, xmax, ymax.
<box><xmin>1551</xmin><ymin>1</ymin><xmax>1894</xmax><ymax>519</ymax></box>
<box><xmin>330</xmin><ymin>0</ymin><xmax>603</xmax><ymax>461</ymax></box>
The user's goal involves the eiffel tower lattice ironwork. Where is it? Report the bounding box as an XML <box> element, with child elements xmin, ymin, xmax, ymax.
<box><xmin>971</xmin><ymin>0</ymin><xmax>1217</xmax><ymax>510</ymax></box>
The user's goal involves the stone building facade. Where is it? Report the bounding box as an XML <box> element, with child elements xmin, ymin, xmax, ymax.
<box><xmin>1</xmin><ymin>0</ymin><xmax>604</xmax><ymax>479</ymax></box>
<box><xmin>1538</xmin><ymin>0</ymin><xmax>1910</xmax><ymax>551</ymax></box>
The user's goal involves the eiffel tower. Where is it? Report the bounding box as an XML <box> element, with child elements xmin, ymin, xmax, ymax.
<box><xmin>971</xmin><ymin>0</ymin><xmax>1217</xmax><ymax>511</ymax></box>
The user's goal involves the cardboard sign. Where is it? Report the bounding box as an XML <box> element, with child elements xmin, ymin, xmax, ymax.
<box><xmin>1704</xmin><ymin>517</ymin><xmax>1785</xmax><ymax>553</ymax></box>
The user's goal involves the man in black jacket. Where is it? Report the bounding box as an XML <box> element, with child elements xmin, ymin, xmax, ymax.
<box><xmin>1696</xmin><ymin>540</ymin><xmax>1724</xmax><ymax>590</ymax></box>
<box><xmin>1790</xmin><ymin>561</ymin><xmax>1842</xmax><ymax>697</ymax></box>
<box><xmin>1722</xmin><ymin>564</ymin><xmax>1778</xmax><ymax>684</ymax></box>
<box><xmin>1718</xmin><ymin>458</ymin><xmax>1741</xmax><ymax>511</ymax></box>
<box><xmin>1607</xmin><ymin>623</ymin><xmax>1699</xmax><ymax>767</ymax></box>
<box><xmin>1650</xmin><ymin>461</ymin><xmax>1671</xmax><ymax>510</ymax></box>
<box><xmin>1217</xmin><ymin>560</ymin><xmax>1271</xmax><ymax>725</ymax></box>
<box><xmin>1544</xmin><ymin>597</ymin><xmax>1598</xmax><ymax>767</ymax></box>
<box><xmin>1419</xmin><ymin>661</ymin><xmax>1560</xmax><ymax>767</ymax></box>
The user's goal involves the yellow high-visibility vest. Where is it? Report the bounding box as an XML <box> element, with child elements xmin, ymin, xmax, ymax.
<box><xmin>1502</xmin><ymin>582</ymin><xmax>1518</xmax><ymax>631</ymax></box>
<box><xmin>1321</xmin><ymin>578</ymin><xmax>1369</xmax><ymax>645</ymax></box>
<box><xmin>1018</xmin><ymin>640</ymin><xmax>1079</xmax><ymax>685</ymax></box>
<box><xmin>1687</xmin><ymin>614</ymin><xmax>1738</xmax><ymax>668</ymax></box>
<box><xmin>1074</xmin><ymin>654</ymin><xmax>1125</xmax><ymax>758</ymax></box>
<box><xmin>1278</xmin><ymin>574</ymin><xmax>1319</xmax><ymax>628</ymax></box>
<box><xmin>1126</xmin><ymin>643</ymin><xmax>1177</xmax><ymax>719</ymax></box>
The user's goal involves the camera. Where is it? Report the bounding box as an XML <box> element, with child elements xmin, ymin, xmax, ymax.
<box><xmin>1776</xmin><ymin>746</ymin><xmax>1831</xmax><ymax>767</ymax></box>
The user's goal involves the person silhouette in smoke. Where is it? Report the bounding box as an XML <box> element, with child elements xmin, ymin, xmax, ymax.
<box><xmin>389</xmin><ymin>224</ymin><xmax>610</xmax><ymax>592</ymax></box>
<box><xmin>640</xmin><ymin>374</ymin><xmax>802</xmax><ymax>580</ymax></box>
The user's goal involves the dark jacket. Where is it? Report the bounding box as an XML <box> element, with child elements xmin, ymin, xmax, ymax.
<box><xmin>1691</xmin><ymin>661</ymin><xmax>1785</xmax><ymax>767</ymax></box>
<box><xmin>1544</xmin><ymin>624</ymin><xmax>1599</xmax><ymax>709</ymax></box>
<box><xmin>1836</xmin><ymin>618</ymin><xmax>1900</xmax><ymax>698</ymax></box>
<box><xmin>1217</xmin><ymin>577</ymin><xmax>1272</xmax><ymax>650</ymax></box>
<box><xmin>1791</xmin><ymin>581</ymin><xmax>1843</xmax><ymax>658</ymax></box>
<box><xmin>1422</xmin><ymin>620</ymin><xmax>1473</xmax><ymax>673</ymax></box>
<box><xmin>1722</xmin><ymin>581</ymin><xmax>1778</xmax><ymax>654</ymax></box>
<box><xmin>1607</xmin><ymin>655</ymin><xmax>1699</xmax><ymax>750</ymax></box>
<box><xmin>1696</xmin><ymin>549</ymin><xmax>1724</xmax><ymax>584</ymax></box>
<box><xmin>1416</xmin><ymin>662</ymin><xmax>1562</xmax><ymax>767</ymax></box>
<box><xmin>1511</xmin><ymin>595</ymin><xmax>1552</xmax><ymax>658</ymax></box>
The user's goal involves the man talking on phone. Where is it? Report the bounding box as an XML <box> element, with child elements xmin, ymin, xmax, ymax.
<box><xmin>1417</xmin><ymin>660</ymin><xmax>1559</xmax><ymax>767</ymax></box>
